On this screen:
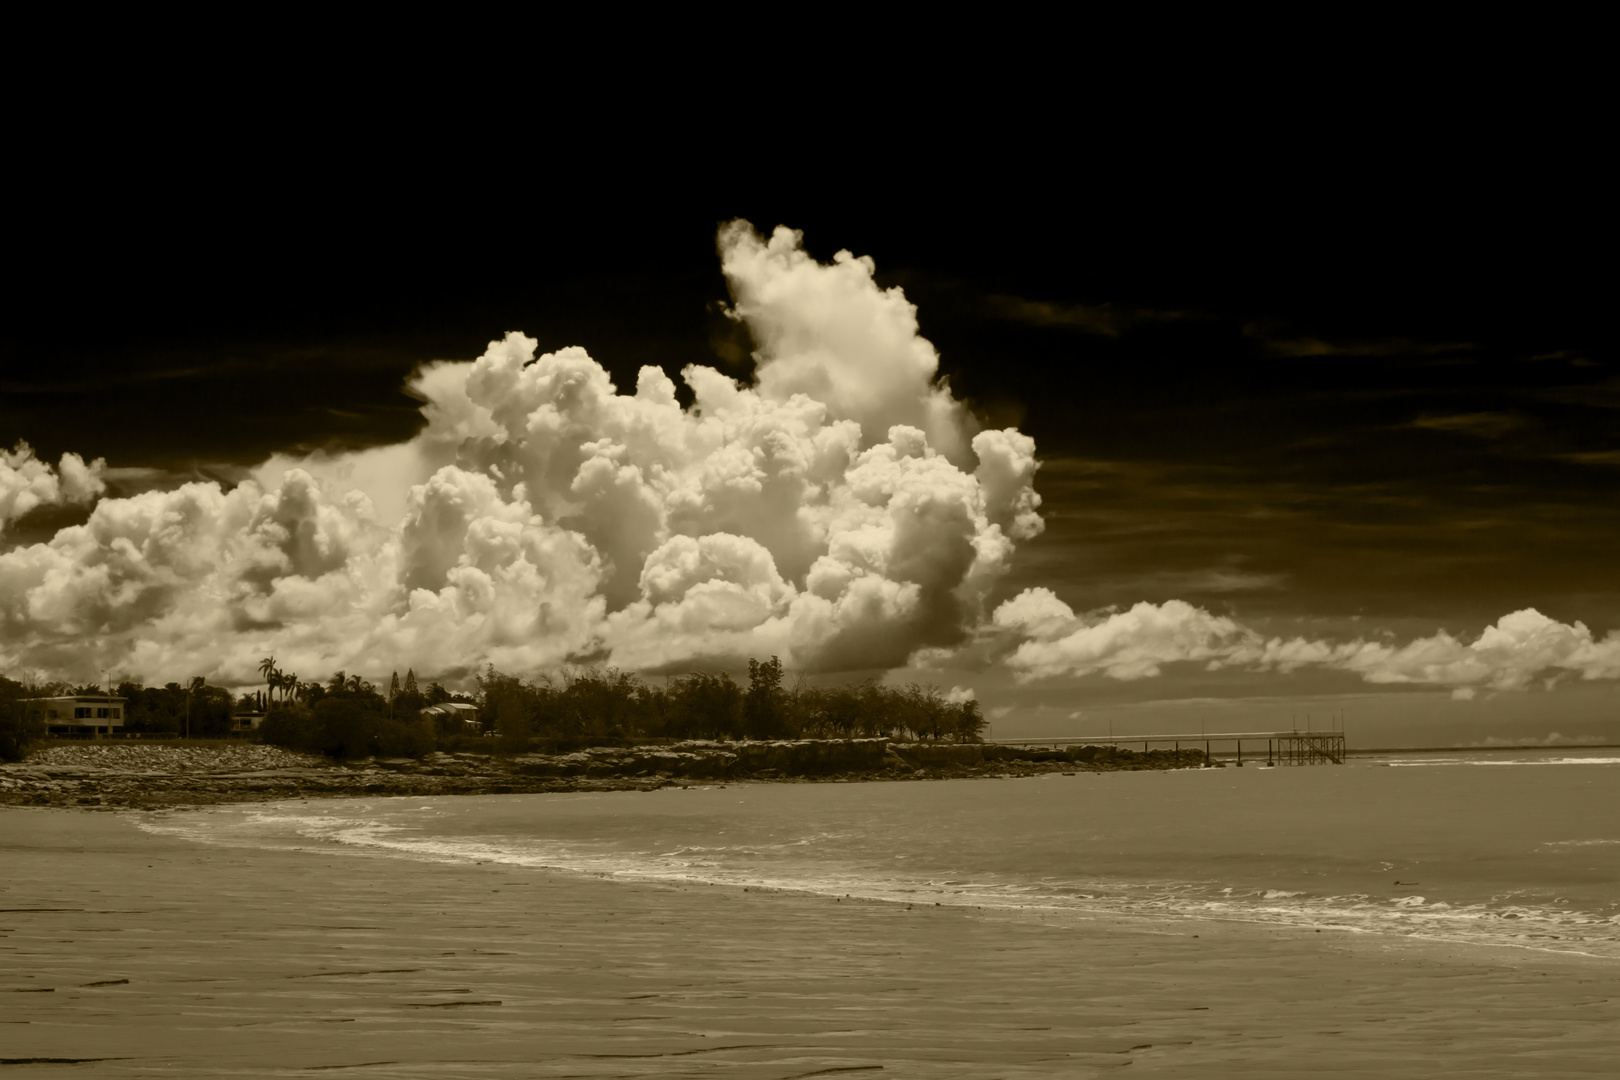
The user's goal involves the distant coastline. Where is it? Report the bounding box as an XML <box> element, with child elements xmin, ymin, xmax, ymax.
<box><xmin>1349</xmin><ymin>743</ymin><xmax>1620</xmax><ymax>754</ymax></box>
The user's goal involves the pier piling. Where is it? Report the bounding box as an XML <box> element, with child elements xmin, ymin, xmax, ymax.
<box><xmin>990</xmin><ymin>730</ymin><xmax>1346</xmax><ymax>766</ymax></box>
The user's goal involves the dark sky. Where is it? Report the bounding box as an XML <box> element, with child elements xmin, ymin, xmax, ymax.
<box><xmin>7</xmin><ymin>162</ymin><xmax>1612</xmax><ymax>650</ymax></box>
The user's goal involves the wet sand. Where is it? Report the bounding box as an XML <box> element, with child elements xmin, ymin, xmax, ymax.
<box><xmin>3</xmin><ymin>807</ymin><xmax>1617</xmax><ymax>1078</ymax></box>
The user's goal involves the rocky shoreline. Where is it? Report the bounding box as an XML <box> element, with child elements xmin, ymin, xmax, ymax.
<box><xmin>0</xmin><ymin>739</ymin><xmax>1212</xmax><ymax>810</ymax></box>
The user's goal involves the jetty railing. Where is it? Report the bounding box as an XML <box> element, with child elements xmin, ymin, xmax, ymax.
<box><xmin>988</xmin><ymin>730</ymin><xmax>1346</xmax><ymax>766</ymax></box>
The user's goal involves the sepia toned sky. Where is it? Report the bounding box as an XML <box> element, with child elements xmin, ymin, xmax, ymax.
<box><xmin>3</xmin><ymin>160</ymin><xmax>1614</xmax><ymax>746</ymax></box>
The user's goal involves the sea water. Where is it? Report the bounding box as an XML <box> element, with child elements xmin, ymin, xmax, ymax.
<box><xmin>142</xmin><ymin>748</ymin><xmax>1620</xmax><ymax>959</ymax></box>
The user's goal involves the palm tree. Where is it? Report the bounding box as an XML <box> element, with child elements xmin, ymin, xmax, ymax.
<box><xmin>346</xmin><ymin>673</ymin><xmax>363</xmax><ymax>694</ymax></box>
<box><xmin>186</xmin><ymin>676</ymin><xmax>206</xmax><ymax>739</ymax></box>
<box><xmin>328</xmin><ymin>671</ymin><xmax>347</xmax><ymax>694</ymax></box>
<box><xmin>259</xmin><ymin>656</ymin><xmax>278</xmax><ymax>707</ymax></box>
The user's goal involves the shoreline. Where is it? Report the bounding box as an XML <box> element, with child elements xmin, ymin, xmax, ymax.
<box><xmin>5</xmin><ymin>807</ymin><xmax>1619</xmax><ymax>1077</ymax></box>
<box><xmin>0</xmin><ymin>738</ymin><xmax>1211</xmax><ymax>811</ymax></box>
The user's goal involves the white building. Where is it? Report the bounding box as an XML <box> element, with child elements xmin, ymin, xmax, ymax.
<box><xmin>25</xmin><ymin>696</ymin><xmax>127</xmax><ymax>738</ymax></box>
<box><xmin>233</xmin><ymin>712</ymin><xmax>267</xmax><ymax>731</ymax></box>
<box><xmin>423</xmin><ymin>702</ymin><xmax>482</xmax><ymax>732</ymax></box>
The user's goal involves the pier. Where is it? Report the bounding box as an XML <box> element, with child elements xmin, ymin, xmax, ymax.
<box><xmin>989</xmin><ymin>730</ymin><xmax>1346</xmax><ymax>766</ymax></box>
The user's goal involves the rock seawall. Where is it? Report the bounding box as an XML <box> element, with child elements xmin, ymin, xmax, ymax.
<box><xmin>0</xmin><ymin>739</ymin><xmax>1209</xmax><ymax>810</ymax></box>
<box><xmin>510</xmin><ymin>739</ymin><xmax>890</xmax><ymax>781</ymax></box>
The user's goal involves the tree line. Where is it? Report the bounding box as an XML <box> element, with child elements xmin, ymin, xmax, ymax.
<box><xmin>259</xmin><ymin>657</ymin><xmax>982</xmax><ymax>759</ymax></box>
<box><xmin>476</xmin><ymin>657</ymin><xmax>985</xmax><ymax>753</ymax></box>
<box><xmin>1</xmin><ymin>657</ymin><xmax>985</xmax><ymax>762</ymax></box>
<box><xmin>254</xmin><ymin>661</ymin><xmax>473</xmax><ymax>759</ymax></box>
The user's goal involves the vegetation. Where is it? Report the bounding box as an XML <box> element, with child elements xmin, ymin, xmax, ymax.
<box><xmin>1</xmin><ymin>657</ymin><xmax>982</xmax><ymax>763</ymax></box>
<box><xmin>256</xmin><ymin>656</ymin><xmax>980</xmax><ymax>759</ymax></box>
<box><xmin>255</xmin><ymin>667</ymin><xmax>461</xmax><ymax>760</ymax></box>
<box><xmin>117</xmin><ymin>679</ymin><xmax>234</xmax><ymax>737</ymax></box>
<box><xmin>468</xmin><ymin>657</ymin><xmax>984</xmax><ymax>753</ymax></box>
<box><xmin>0</xmin><ymin>674</ymin><xmax>46</xmax><ymax>761</ymax></box>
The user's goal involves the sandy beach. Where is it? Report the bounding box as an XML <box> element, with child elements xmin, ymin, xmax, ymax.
<box><xmin>2</xmin><ymin>806</ymin><xmax>1617</xmax><ymax>1078</ymax></box>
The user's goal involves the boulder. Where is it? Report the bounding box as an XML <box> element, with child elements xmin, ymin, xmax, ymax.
<box><xmin>889</xmin><ymin>743</ymin><xmax>985</xmax><ymax>768</ymax></box>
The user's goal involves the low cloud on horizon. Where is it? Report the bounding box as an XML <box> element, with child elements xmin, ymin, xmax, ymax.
<box><xmin>988</xmin><ymin>589</ymin><xmax>1620</xmax><ymax>693</ymax></box>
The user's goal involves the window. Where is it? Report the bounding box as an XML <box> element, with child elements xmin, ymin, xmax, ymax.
<box><xmin>75</xmin><ymin>707</ymin><xmax>90</xmax><ymax>719</ymax></box>
<box><xmin>97</xmin><ymin>708</ymin><xmax>110</xmax><ymax>719</ymax></box>
<box><xmin>111</xmin><ymin>708</ymin><xmax>121</xmax><ymax>720</ymax></box>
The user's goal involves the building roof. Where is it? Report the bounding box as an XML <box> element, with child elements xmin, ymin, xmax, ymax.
<box><xmin>23</xmin><ymin>695</ymin><xmax>127</xmax><ymax>704</ymax></box>
<box><xmin>423</xmin><ymin>702</ymin><xmax>478</xmax><ymax>714</ymax></box>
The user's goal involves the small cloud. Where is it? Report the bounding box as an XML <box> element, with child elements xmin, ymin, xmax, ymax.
<box><xmin>1560</xmin><ymin>450</ymin><xmax>1620</xmax><ymax>468</ymax></box>
<box><xmin>945</xmin><ymin>685</ymin><xmax>975</xmax><ymax>704</ymax></box>
<box><xmin>1451</xmin><ymin>687</ymin><xmax>1477</xmax><ymax>701</ymax></box>
<box><xmin>984</xmin><ymin>295</ymin><xmax>1191</xmax><ymax>337</ymax></box>
<box><xmin>1533</xmin><ymin>378</ymin><xmax>1620</xmax><ymax>410</ymax></box>
<box><xmin>1113</xmin><ymin>567</ymin><xmax>1287</xmax><ymax>598</ymax></box>
<box><xmin>0</xmin><ymin>365</ymin><xmax>214</xmax><ymax>395</ymax></box>
<box><xmin>101</xmin><ymin>466</ymin><xmax>172</xmax><ymax>481</ymax></box>
<box><xmin>907</xmin><ymin>646</ymin><xmax>957</xmax><ymax>669</ymax></box>
<box><xmin>1179</xmin><ymin>568</ymin><xmax>1287</xmax><ymax>593</ymax></box>
<box><xmin>989</xmin><ymin>705</ymin><xmax>1015</xmax><ymax>720</ymax></box>
<box><xmin>1411</xmin><ymin>412</ymin><xmax>1528</xmax><ymax>439</ymax></box>
<box><xmin>1522</xmin><ymin>351</ymin><xmax>1599</xmax><ymax>368</ymax></box>
<box><xmin>1246</xmin><ymin>325</ymin><xmax>1475</xmax><ymax>359</ymax></box>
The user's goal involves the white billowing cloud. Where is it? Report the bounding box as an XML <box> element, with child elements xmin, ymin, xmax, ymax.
<box><xmin>995</xmin><ymin>589</ymin><xmax>1620</xmax><ymax>693</ymax></box>
<box><xmin>0</xmin><ymin>441</ymin><xmax>106</xmax><ymax>534</ymax></box>
<box><xmin>719</xmin><ymin>222</ymin><xmax>977</xmax><ymax>466</ymax></box>
<box><xmin>992</xmin><ymin>586</ymin><xmax>1079</xmax><ymax>639</ymax></box>
<box><xmin>997</xmin><ymin>591</ymin><xmax>1254</xmax><ymax>681</ymax></box>
<box><xmin>0</xmin><ymin>222</ymin><xmax>1044</xmax><ymax>688</ymax></box>
<box><xmin>1323</xmin><ymin>608</ymin><xmax>1620</xmax><ymax>691</ymax></box>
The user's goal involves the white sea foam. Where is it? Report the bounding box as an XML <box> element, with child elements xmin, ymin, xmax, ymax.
<box><xmin>135</xmin><ymin>761</ymin><xmax>1620</xmax><ymax>963</ymax></box>
<box><xmin>136</xmin><ymin>797</ymin><xmax>1620</xmax><ymax>962</ymax></box>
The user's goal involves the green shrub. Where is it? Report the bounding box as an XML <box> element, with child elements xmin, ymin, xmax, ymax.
<box><xmin>260</xmin><ymin>698</ymin><xmax>435</xmax><ymax>759</ymax></box>
<box><xmin>0</xmin><ymin>703</ymin><xmax>45</xmax><ymax>762</ymax></box>
<box><xmin>258</xmin><ymin>705</ymin><xmax>323</xmax><ymax>755</ymax></box>
<box><xmin>375</xmin><ymin>716</ymin><xmax>434</xmax><ymax>758</ymax></box>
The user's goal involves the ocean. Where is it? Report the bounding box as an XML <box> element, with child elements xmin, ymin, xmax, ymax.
<box><xmin>143</xmin><ymin>748</ymin><xmax>1620</xmax><ymax>961</ymax></box>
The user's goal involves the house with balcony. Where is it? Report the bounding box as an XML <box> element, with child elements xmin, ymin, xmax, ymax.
<box><xmin>25</xmin><ymin>695</ymin><xmax>128</xmax><ymax>738</ymax></box>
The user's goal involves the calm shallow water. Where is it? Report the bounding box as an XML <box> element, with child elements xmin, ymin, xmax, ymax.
<box><xmin>145</xmin><ymin>749</ymin><xmax>1620</xmax><ymax>959</ymax></box>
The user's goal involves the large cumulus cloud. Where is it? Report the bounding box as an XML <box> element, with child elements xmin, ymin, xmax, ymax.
<box><xmin>0</xmin><ymin>223</ymin><xmax>1043</xmax><ymax>688</ymax></box>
